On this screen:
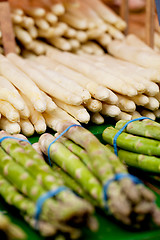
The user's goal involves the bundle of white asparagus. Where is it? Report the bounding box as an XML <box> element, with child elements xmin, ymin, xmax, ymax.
<box><xmin>6</xmin><ymin>0</ymin><xmax>126</xmax><ymax>57</ymax></box>
<box><xmin>0</xmin><ymin>33</ymin><xmax>159</xmax><ymax>136</ymax></box>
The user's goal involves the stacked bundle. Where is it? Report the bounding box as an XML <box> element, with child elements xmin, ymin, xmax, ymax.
<box><xmin>8</xmin><ymin>0</ymin><xmax>126</xmax><ymax>56</ymax></box>
<box><xmin>0</xmin><ymin>130</ymin><xmax>96</xmax><ymax>238</ymax></box>
<box><xmin>35</xmin><ymin>121</ymin><xmax>160</xmax><ymax>228</ymax></box>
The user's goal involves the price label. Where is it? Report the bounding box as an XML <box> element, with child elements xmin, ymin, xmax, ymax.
<box><xmin>155</xmin><ymin>0</ymin><xmax>160</xmax><ymax>24</ymax></box>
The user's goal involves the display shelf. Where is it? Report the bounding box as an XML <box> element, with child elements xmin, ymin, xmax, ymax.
<box><xmin>0</xmin><ymin>122</ymin><xmax>160</xmax><ymax>240</ymax></box>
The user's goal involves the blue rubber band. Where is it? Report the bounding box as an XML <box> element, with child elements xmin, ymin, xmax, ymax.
<box><xmin>103</xmin><ymin>173</ymin><xmax>142</xmax><ymax>206</ymax></box>
<box><xmin>113</xmin><ymin>117</ymin><xmax>153</xmax><ymax>156</ymax></box>
<box><xmin>0</xmin><ymin>136</ymin><xmax>31</xmax><ymax>144</ymax></box>
<box><xmin>47</xmin><ymin>124</ymin><xmax>82</xmax><ymax>166</ymax></box>
<box><xmin>35</xmin><ymin>186</ymin><xmax>68</xmax><ymax>229</ymax></box>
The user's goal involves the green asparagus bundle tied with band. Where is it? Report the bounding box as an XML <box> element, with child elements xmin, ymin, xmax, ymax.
<box><xmin>0</xmin><ymin>130</ymin><xmax>96</xmax><ymax>239</ymax></box>
<box><xmin>102</xmin><ymin>119</ymin><xmax>160</xmax><ymax>174</ymax></box>
<box><xmin>38</xmin><ymin>121</ymin><xmax>160</xmax><ymax>229</ymax></box>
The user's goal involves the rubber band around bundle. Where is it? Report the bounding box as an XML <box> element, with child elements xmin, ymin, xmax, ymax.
<box><xmin>113</xmin><ymin>117</ymin><xmax>154</xmax><ymax>156</ymax></box>
<box><xmin>103</xmin><ymin>173</ymin><xmax>142</xmax><ymax>209</ymax></box>
<box><xmin>0</xmin><ymin>136</ymin><xmax>31</xmax><ymax>144</ymax></box>
<box><xmin>47</xmin><ymin>124</ymin><xmax>83</xmax><ymax>166</ymax></box>
<box><xmin>34</xmin><ymin>186</ymin><xmax>69</xmax><ymax>229</ymax></box>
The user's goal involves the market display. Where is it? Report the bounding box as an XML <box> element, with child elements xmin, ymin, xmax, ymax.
<box><xmin>0</xmin><ymin>0</ymin><xmax>160</xmax><ymax>239</ymax></box>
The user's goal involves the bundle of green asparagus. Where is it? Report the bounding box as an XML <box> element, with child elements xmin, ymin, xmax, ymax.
<box><xmin>37</xmin><ymin>121</ymin><xmax>160</xmax><ymax>229</ymax></box>
<box><xmin>102</xmin><ymin>119</ymin><xmax>160</xmax><ymax>174</ymax></box>
<box><xmin>0</xmin><ymin>130</ymin><xmax>96</xmax><ymax>239</ymax></box>
<box><xmin>0</xmin><ymin>213</ymin><xmax>26</xmax><ymax>240</ymax></box>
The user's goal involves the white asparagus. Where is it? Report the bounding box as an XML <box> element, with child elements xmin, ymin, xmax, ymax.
<box><xmin>35</xmin><ymin>19</ymin><xmax>50</xmax><ymax>30</ymax></box>
<box><xmin>28</xmin><ymin>26</ymin><xmax>38</xmax><ymax>39</ymax></box>
<box><xmin>20</xmin><ymin>16</ymin><xmax>34</xmax><ymax>29</ymax></box>
<box><xmin>115</xmin><ymin>112</ymin><xmax>132</xmax><ymax>121</ymax></box>
<box><xmin>140</xmin><ymin>110</ymin><xmax>156</xmax><ymax>120</ymax></box>
<box><xmin>75</xmin><ymin>30</ymin><xmax>88</xmax><ymax>43</ymax></box>
<box><xmin>87</xmin><ymin>24</ymin><xmax>108</xmax><ymax>39</ymax></box>
<box><xmin>84</xmin><ymin>42</ymin><xmax>104</xmax><ymax>56</ymax></box>
<box><xmin>96</xmin><ymin>33</ymin><xmax>112</xmax><ymax>48</ymax></box>
<box><xmin>25</xmin><ymin>40</ymin><xmax>46</xmax><ymax>55</ymax></box>
<box><xmin>25</xmin><ymin>8</ymin><xmax>46</xmax><ymax>18</ymax></box>
<box><xmin>0</xmin><ymin>117</ymin><xmax>21</xmax><ymax>134</ymax></box>
<box><xmin>0</xmin><ymin>100</ymin><xmax>20</xmax><ymax>122</ymax></box>
<box><xmin>144</xmin><ymin>97</ymin><xmax>159</xmax><ymax>111</ymax></box>
<box><xmin>14</xmin><ymin>26</ymin><xmax>32</xmax><ymax>45</ymax></box>
<box><xmin>63</xmin><ymin>27</ymin><xmax>77</xmax><ymax>38</ymax></box>
<box><xmin>47</xmin><ymin>49</ymin><xmax>137</xmax><ymax>96</ymax></box>
<box><xmin>11</xmin><ymin>13</ymin><xmax>23</xmax><ymax>24</ymax></box>
<box><xmin>17</xmin><ymin>91</ymin><xmax>30</xmax><ymax>120</ymax></box>
<box><xmin>90</xmin><ymin>112</ymin><xmax>104</xmax><ymax>125</ymax></box>
<box><xmin>47</xmin><ymin>37</ymin><xmax>72</xmax><ymax>51</ymax></box>
<box><xmin>2</xmin><ymin>54</ymin><xmax>46</xmax><ymax>112</ymax></box>
<box><xmin>28</xmin><ymin>59</ymin><xmax>91</xmax><ymax>103</ymax></box>
<box><xmin>59</xmin><ymin>12</ymin><xmax>88</xmax><ymax>30</ymax></box>
<box><xmin>107</xmin><ymin>40</ymin><xmax>160</xmax><ymax>69</ymax></box>
<box><xmin>84</xmin><ymin>99</ymin><xmax>102</xmax><ymax>113</ymax></box>
<box><xmin>106</xmin><ymin>23</ymin><xmax>125</xmax><ymax>40</ymax></box>
<box><xmin>38</xmin><ymin>23</ymin><xmax>67</xmax><ymax>38</ymax></box>
<box><xmin>21</xmin><ymin>50</ymin><xmax>37</xmax><ymax>59</ymax></box>
<box><xmin>43</xmin><ymin>108</ymin><xmax>79</xmax><ymax>131</ymax></box>
<box><xmin>32</xmin><ymin>142</ymin><xmax>43</xmax><ymax>156</ymax></box>
<box><xmin>51</xmin><ymin>3</ymin><xmax>65</xmax><ymax>16</ymax></box>
<box><xmin>35</xmin><ymin>56</ymin><xmax>111</xmax><ymax>101</ymax></box>
<box><xmin>12</xmin><ymin>8</ymin><xmax>24</xmax><ymax>16</ymax></box>
<box><xmin>130</xmin><ymin>111</ymin><xmax>142</xmax><ymax>119</ymax></box>
<box><xmin>53</xmin><ymin>98</ymin><xmax>90</xmax><ymax>124</ymax></box>
<box><xmin>21</xmin><ymin>94</ymin><xmax>46</xmax><ymax>134</ymax></box>
<box><xmin>116</xmin><ymin>94</ymin><xmax>136</xmax><ymax>113</ymax></box>
<box><xmin>155</xmin><ymin>91</ymin><xmax>160</xmax><ymax>102</ymax></box>
<box><xmin>101</xmin><ymin>103</ymin><xmax>121</xmax><ymax>117</ymax></box>
<box><xmin>8</xmin><ymin>54</ymin><xmax>82</xmax><ymax>106</ymax></box>
<box><xmin>129</xmin><ymin>95</ymin><xmax>149</xmax><ymax>106</ymax></box>
<box><xmin>45</xmin><ymin>12</ymin><xmax>58</xmax><ymax>24</ymax></box>
<box><xmin>41</xmin><ymin>92</ymin><xmax>57</xmax><ymax>113</ymax></box>
<box><xmin>68</xmin><ymin>39</ymin><xmax>80</xmax><ymax>50</ymax></box>
<box><xmin>19</xmin><ymin>119</ymin><xmax>35</xmax><ymax>137</ymax></box>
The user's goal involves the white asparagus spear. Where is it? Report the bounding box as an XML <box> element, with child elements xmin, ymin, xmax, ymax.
<box><xmin>14</xmin><ymin>26</ymin><xmax>32</xmax><ymax>45</ymax></box>
<box><xmin>0</xmin><ymin>117</ymin><xmax>21</xmax><ymax>134</ymax></box>
<box><xmin>25</xmin><ymin>40</ymin><xmax>46</xmax><ymax>55</ymax></box>
<box><xmin>144</xmin><ymin>97</ymin><xmax>159</xmax><ymax>111</ymax></box>
<box><xmin>17</xmin><ymin>91</ymin><xmax>30</xmax><ymax>120</ymax></box>
<box><xmin>83</xmin><ymin>42</ymin><xmax>104</xmax><ymax>56</ymax></box>
<box><xmin>47</xmin><ymin>48</ymin><xmax>137</xmax><ymax>96</ymax></box>
<box><xmin>43</xmin><ymin>108</ymin><xmax>79</xmax><ymax>131</ymax></box>
<box><xmin>47</xmin><ymin>37</ymin><xmax>72</xmax><ymax>51</ymax></box>
<box><xmin>130</xmin><ymin>111</ymin><xmax>142</xmax><ymax>119</ymax></box>
<box><xmin>96</xmin><ymin>33</ymin><xmax>112</xmax><ymax>48</ymax></box>
<box><xmin>8</xmin><ymin>54</ymin><xmax>82</xmax><ymax>106</ymax></box>
<box><xmin>32</xmin><ymin>142</ymin><xmax>43</xmax><ymax>156</ymax></box>
<box><xmin>19</xmin><ymin>119</ymin><xmax>35</xmax><ymax>137</ymax></box>
<box><xmin>41</xmin><ymin>92</ymin><xmax>57</xmax><ymax>113</ymax></box>
<box><xmin>2</xmin><ymin>54</ymin><xmax>46</xmax><ymax>112</ymax></box>
<box><xmin>12</xmin><ymin>8</ymin><xmax>24</xmax><ymax>16</ymax></box>
<box><xmin>105</xmin><ymin>23</ymin><xmax>125</xmax><ymax>40</ymax></box>
<box><xmin>53</xmin><ymin>98</ymin><xmax>90</xmax><ymax>124</ymax></box>
<box><xmin>101</xmin><ymin>103</ymin><xmax>121</xmax><ymax>117</ymax></box>
<box><xmin>28</xmin><ymin>26</ymin><xmax>38</xmax><ymax>39</ymax></box>
<box><xmin>51</xmin><ymin>3</ymin><xmax>65</xmax><ymax>16</ymax></box>
<box><xmin>63</xmin><ymin>27</ymin><xmax>77</xmax><ymax>38</ymax></box>
<box><xmin>0</xmin><ymin>76</ymin><xmax>25</xmax><ymax>110</ymax></box>
<box><xmin>21</xmin><ymin>50</ymin><xmax>37</xmax><ymax>59</ymax></box>
<box><xmin>107</xmin><ymin>40</ymin><xmax>160</xmax><ymax>69</ymax></box>
<box><xmin>20</xmin><ymin>16</ymin><xmax>34</xmax><ymax>29</ymax></box>
<box><xmin>86</xmin><ymin>24</ymin><xmax>108</xmax><ymax>39</ymax></box>
<box><xmin>84</xmin><ymin>98</ymin><xmax>102</xmax><ymax>113</ymax></box>
<box><xmin>59</xmin><ymin>12</ymin><xmax>88</xmax><ymax>30</ymax></box>
<box><xmin>35</xmin><ymin>19</ymin><xmax>50</xmax><ymax>30</ymax></box>
<box><xmin>140</xmin><ymin>110</ymin><xmax>156</xmax><ymax>120</ymax></box>
<box><xmin>155</xmin><ymin>91</ymin><xmax>160</xmax><ymax>102</ymax></box>
<box><xmin>45</xmin><ymin>12</ymin><xmax>58</xmax><ymax>24</ymax></box>
<box><xmin>21</xmin><ymin>93</ymin><xmax>46</xmax><ymax>134</ymax></box>
<box><xmin>129</xmin><ymin>95</ymin><xmax>149</xmax><ymax>106</ymax></box>
<box><xmin>116</xmin><ymin>94</ymin><xmax>136</xmax><ymax>113</ymax></box>
<box><xmin>35</xmin><ymin>56</ymin><xmax>111</xmax><ymax>102</ymax></box>
<box><xmin>11</xmin><ymin>13</ymin><xmax>23</xmax><ymax>24</ymax></box>
<box><xmin>0</xmin><ymin>88</ymin><xmax>25</xmax><ymax>111</ymax></box>
<box><xmin>68</xmin><ymin>39</ymin><xmax>80</xmax><ymax>50</ymax></box>
<box><xmin>115</xmin><ymin>112</ymin><xmax>132</xmax><ymax>121</ymax></box>
<box><xmin>75</xmin><ymin>30</ymin><xmax>88</xmax><ymax>43</ymax></box>
<box><xmin>0</xmin><ymin>100</ymin><xmax>20</xmax><ymax>122</ymax></box>
<box><xmin>25</xmin><ymin>8</ymin><xmax>46</xmax><ymax>18</ymax></box>
<box><xmin>28</xmin><ymin>59</ymin><xmax>91</xmax><ymax>103</ymax></box>
<box><xmin>90</xmin><ymin>112</ymin><xmax>104</xmax><ymax>125</ymax></box>
<box><xmin>38</xmin><ymin>23</ymin><xmax>67</xmax><ymax>38</ymax></box>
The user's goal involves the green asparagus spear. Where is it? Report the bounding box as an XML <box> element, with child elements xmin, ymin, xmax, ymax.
<box><xmin>39</xmin><ymin>133</ymin><xmax>103</xmax><ymax>206</ymax></box>
<box><xmin>115</xmin><ymin>120</ymin><xmax>160</xmax><ymax>140</ymax></box>
<box><xmin>102</xmin><ymin>127</ymin><xmax>160</xmax><ymax>156</ymax></box>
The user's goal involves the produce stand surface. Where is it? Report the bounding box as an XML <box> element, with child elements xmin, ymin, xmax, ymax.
<box><xmin>1</xmin><ymin>120</ymin><xmax>160</xmax><ymax>240</ymax></box>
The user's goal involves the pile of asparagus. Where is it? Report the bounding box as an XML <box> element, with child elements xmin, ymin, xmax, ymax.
<box><xmin>34</xmin><ymin>121</ymin><xmax>160</xmax><ymax>229</ymax></box>
<box><xmin>102</xmin><ymin>118</ymin><xmax>160</xmax><ymax>174</ymax></box>
<box><xmin>0</xmin><ymin>130</ymin><xmax>96</xmax><ymax>239</ymax></box>
<box><xmin>5</xmin><ymin>0</ymin><xmax>126</xmax><ymax>57</ymax></box>
<box><xmin>0</xmin><ymin>213</ymin><xmax>26</xmax><ymax>240</ymax></box>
